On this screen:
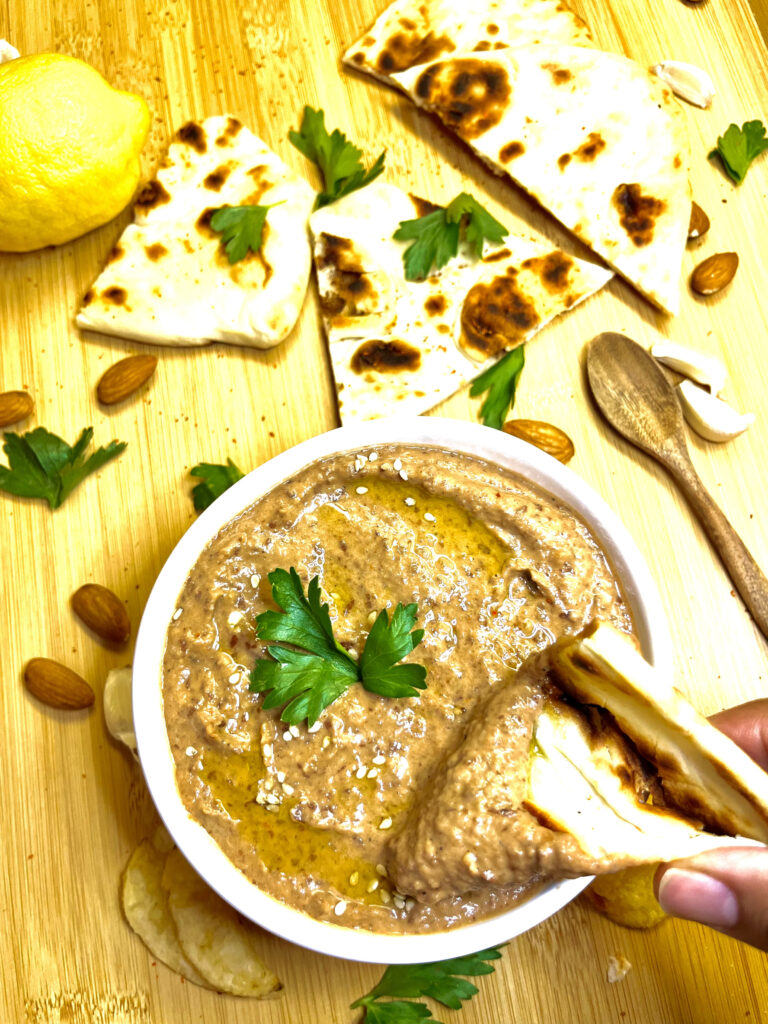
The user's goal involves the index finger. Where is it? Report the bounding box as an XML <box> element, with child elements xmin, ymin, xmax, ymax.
<box><xmin>709</xmin><ymin>699</ymin><xmax>768</xmax><ymax>772</ymax></box>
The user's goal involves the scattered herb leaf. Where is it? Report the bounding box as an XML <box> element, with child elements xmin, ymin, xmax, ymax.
<box><xmin>394</xmin><ymin>192</ymin><xmax>507</xmax><ymax>280</ymax></box>
<box><xmin>469</xmin><ymin>347</ymin><xmax>525</xmax><ymax>430</ymax></box>
<box><xmin>210</xmin><ymin>204</ymin><xmax>282</xmax><ymax>263</ymax></box>
<box><xmin>289</xmin><ymin>106</ymin><xmax>386</xmax><ymax>209</ymax></box>
<box><xmin>249</xmin><ymin>567</ymin><xmax>426</xmax><ymax>725</ymax></box>
<box><xmin>0</xmin><ymin>427</ymin><xmax>126</xmax><ymax>509</ymax></box>
<box><xmin>190</xmin><ymin>458</ymin><xmax>245</xmax><ymax>512</ymax></box>
<box><xmin>709</xmin><ymin>120</ymin><xmax>768</xmax><ymax>184</ymax></box>
<box><xmin>350</xmin><ymin>947</ymin><xmax>503</xmax><ymax>1023</ymax></box>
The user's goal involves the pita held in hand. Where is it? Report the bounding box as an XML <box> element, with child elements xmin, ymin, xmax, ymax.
<box><xmin>393</xmin><ymin>46</ymin><xmax>691</xmax><ymax>314</ymax></box>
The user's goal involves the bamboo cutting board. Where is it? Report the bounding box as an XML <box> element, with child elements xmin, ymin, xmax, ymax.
<box><xmin>2</xmin><ymin>1</ymin><xmax>768</xmax><ymax>1022</ymax></box>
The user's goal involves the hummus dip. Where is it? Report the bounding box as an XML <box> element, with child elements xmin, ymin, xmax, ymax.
<box><xmin>162</xmin><ymin>444</ymin><xmax>633</xmax><ymax>933</ymax></box>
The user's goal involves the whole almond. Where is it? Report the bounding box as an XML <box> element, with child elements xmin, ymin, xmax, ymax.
<box><xmin>502</xmin><ymin>419</ymin><xmax>575</xmax><ymax>463</ymax></box>
<box><xmin>24</xmin><ymin>658</ymin><xmax>94</xmax><ymax>710</ymax></box>
<box><xmin>72</xmin><ymin>583</ymin><xmax>131</xmax><ymax>644</ymax></box>
<box><xmin>0</xmin><ymin>390</ymin><xmax>34</xmax><ymax>428</ymax></box>
<box><xmin>97</xmin><ymin>354</ymin><xmax>158</xmax><ymax>405</ymax></box>
<box><xmin>691</xmin><ymin>252</ymin><xmax>738</xmax><ymax>295</ymax></box>
<box><xmin>687</xmin><ymin>201</ymin><xmax>710</xmax><ymax>241</ymax></box>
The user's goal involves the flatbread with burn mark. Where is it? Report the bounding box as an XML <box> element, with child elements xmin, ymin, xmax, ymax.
<box><xmin>392</xmin><ymin>47</ymin><xmax>691</xmax><ymax>314</ymax></box>
<box><xmin>309</xmin><ymin>179</ymin><xmax>612</xmax><ymax>422</ymax></box>
<box><xmin>343</xmin><ymin>0</ymin><xmax>594</xmax><ymax>87</ymax></box>
<box><xmin>76</xmin><ymin>115</ymin><xmax>314</xmax><ymax>348</ymax></box>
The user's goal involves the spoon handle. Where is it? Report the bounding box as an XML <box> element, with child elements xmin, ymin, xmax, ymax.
<box><xmin>666</xmin><ymin>452</ymin><xmax>768</xmax><ymax>639</ymax></box>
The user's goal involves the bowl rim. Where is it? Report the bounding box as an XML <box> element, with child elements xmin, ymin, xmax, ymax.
<box><xmin>133</xmin><ymin>416</ymin><xmax>671</xmax><ymax>964</ymax></box>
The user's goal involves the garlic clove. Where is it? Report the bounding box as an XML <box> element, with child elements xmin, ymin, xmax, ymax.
<box><xmin>651</xmin><ymin>341</ymin><xmax>727</xmax><ymax>395</ymax></box>
<box><xmin>0</xmin><ymin>40</ymin><xmax>19</xmax><ymax>64</ymax></box>
<box><xmin>651</xmin><ymin>60</ymin><xmax>715</xmax><ymax>109</ymax></box>
<box><xmin>677</xmin><ymin>380</ymin><xmax>754</xmax><ymax>442</ymax></box>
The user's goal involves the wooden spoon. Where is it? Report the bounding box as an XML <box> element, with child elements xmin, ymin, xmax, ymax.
<box><xmin>586</xmin><ymin>331</ymin><xmax>768</xmax><ymax>640</ymax></box>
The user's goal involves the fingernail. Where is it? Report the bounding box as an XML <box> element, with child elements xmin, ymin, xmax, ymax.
<box><xmin>657</xmin><ymin>868</ymin><xmax>739</xmax><ymax>928</ymax></box>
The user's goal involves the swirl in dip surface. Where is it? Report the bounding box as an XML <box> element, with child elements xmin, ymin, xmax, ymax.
<box><xmin>162</xmin><ymin>444</ymin><xmax>633</xmax><ymax>933</ymax></box>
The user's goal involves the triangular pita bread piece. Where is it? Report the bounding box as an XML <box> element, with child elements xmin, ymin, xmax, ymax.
<box><xmin>343</xmin><ymin>0</ymin><xmax>593</xmax><ymax>87</ymax></box>
<box><xmin>387</xmin><ymin>623</ymin><xmax>768</xmax><ymax>902</ymax></box>
<box><xmin>392</xmin><ymin>46</ymin><xmax>692</xmax><ymax>314</ymax></box>
<box><xmin>309</xmin><ymin>180</ymin><xmax>612</xmax><ymax>422</ymax></box>
<box><xmin>76</xmin><ymin>115</ymin><xmax>314</xmax><ymax>348</ymax></box>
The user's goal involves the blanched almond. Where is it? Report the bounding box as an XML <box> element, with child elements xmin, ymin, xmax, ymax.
<box><xmin>72</xmin><ymin>583</ymin><xmax>131</xmax><ymax>644</ymax></box>
<box><xmin>97</xmin><ymin>354</ymin><xmax>158</xmax><ymax>405</ymax></box>
<box><xmin>691</xmin><ymin>252</ymin><xmax>738</xmax><ymax>295</ymax></box>
<box><xmin>0</xmin><ymin>390</ymin><xmax>33</xmax><ymax>428</ymax></box>
<box><xmin>503</xmin><ymin>419</ymin><xmax>575</xmax><ymax>463</ymax></box>
<box><xmin>24</xmin><ymin>658</ymin><xmax>94</xmax><ymax>710</ymax></box>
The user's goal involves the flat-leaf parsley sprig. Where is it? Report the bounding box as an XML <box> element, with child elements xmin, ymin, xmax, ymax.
<box><xmin>210</xmin><ymin>203</ymin><xmax>283</xmax><ymax>264</ymax></box>
<box><xmin>350</xmin><ymin>947</ymin><xmax>504</xmax><ymax>1023</ymax></box>
<box><xmin>249</xmin><ymin>568</ymin><xmax>426</xmax><ymax>725</ymax></box>
<box><xmin>289</xmin><ymin>106</ymin><xmax>386</xmax><ymax>209</ymax></box>
<box><xmin>189</xmin><ymin>458</ymin><xmax>244</xmax><ymax>512</ymax></box>
<box><xmin>470</xmin><ymin>346</ymin><xmax>525</xmax><ymax>430</ymax></box>
<box><xmin>393</xmin><ymin>192</ymin><xmax>507</xmax><ymax>280</ymax></box>
<box><xmin>709</xmin><ymin>120</ymin><xmax>768</xmax><ymax>184</ymax></box>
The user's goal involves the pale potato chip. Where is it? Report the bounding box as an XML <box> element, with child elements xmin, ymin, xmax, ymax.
<box><xmin>121</xmin><ymin>835</ymin><xmax>211</xmax><ymax>987</ymax></box>
<box><xmin>586</xmin><ymin>864</ymin><xmax>668</xmax><ymax>929</ymax></box>
<box><xmin>104</xmin><ymin>665</ymin><xmax>137</xmax><ymax>759</ymax></box>
<box><xmin>162</xmin><ymin>848</ymin><xmax>281</xmax><ymax>998</ymax></box>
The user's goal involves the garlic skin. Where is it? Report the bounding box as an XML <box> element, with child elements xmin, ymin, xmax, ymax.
<box><xmin>0</xmin><ymin>40</ymin><xmax>19</xmax><ymax>64</ymax></box>
<box><xmin>652</xmin><ymin>60</ymin><xmax>715</xmax><ymax>109</ymax></box>
<box><xmin>677</xmin><ymin>380</ymin><xmax>754</xmax><ymax>442</ymax></box>
<box><xmin>651</xmin><ymin>342</ymin><xmax>727</xmax><ymax>395</ymax></box>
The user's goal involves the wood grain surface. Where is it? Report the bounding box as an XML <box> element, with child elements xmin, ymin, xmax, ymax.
<box><xmin>1</xmin><ymin>1</ymin><xmax>768</xmax><ymax>1022</ymax></box>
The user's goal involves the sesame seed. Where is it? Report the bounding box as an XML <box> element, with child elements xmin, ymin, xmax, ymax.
<box><xmin>367</xmin><ymin>610</ymin><xmax>378</xmax><ymax>625</ymax></box>
<box><xmin>356</xmin><ymin>766</ymin><xmax>367</xmax><ymax>780</ymax></box>
<box><xmin>393</xmin><ymin>458</ymin><xmax>402</xmax><ymax>471</ymax></box>
<box><xmin>185</xmin><ymin>746</ymin><xmax>197</xmax><ymax>757</ymax></box>
<box><xmin>380</xmin><ymin>890</ymin><xmax>391</xmax><ymax>904</ymax></box>
<box><xmin>399</xmin><ymin>469</ymin><xmax>408</xmax><ymax>481</ymax></box>
<box><xmin>368</xmin><ymin>451</ymin><xmax>379</xmax><ymax>461</ymax></box>
<box><xmin>349</xmin><ymin>872</ymin><xmax>359</xmax><ymax>886</ymax></box>
<box><xmin>376</xmin><ymin>863</ymin><xmax>388</xmax><ymax>876</ymax></box>
<box><xmin>264</xmin><ymin>779</ymin><xmax>274</xmax><ymax>791</ymax></box>
<box><xmin>289</xmin><ymin>725</ymin><xmax>300</xmax><ymax>738</ymax></box>
<box><xmin>405</xmin><ymin>898</ymin><xmax>416</xmax><ymax>912</ymax></box>
<box><xmin>356</xmin><ymin>486</ymin><xmax>368</xmax><ymax>495</ymax></box>
<box><xmin>367</xmin><ymin>879</ymin><xmax>379</xmax><ymax>893</ymax></box>
<box><xmin>228</xmin><ymin>671</ymin><xmax>240</xmax><ymax>684</ymax></box>
<box><xmin>322</xmin><ymin>736</ymin><xmax>331</xmax><ymax>748</ymax></box>
<box><xmin>308</xmin><ymin>721</ymin><xmax>322</xmax><ymax>733</ymax></box>
<box><xmin>172</xmin><ymin>608</ymin><xmax>183</xmax><ymax>621</ymax></box>
<box><xmin>393</xmin><ymin>896</ymin><xmax>405</xmax><ymax>909</ymax></box>
<box><xmin>250</xmin><ymin>574</ymin><xmax>259</xmax><ymax>587</ymax></box>
<box><xmin>424</xmin><ymin>512</ymin><xmax>436</xmax><ymax>522</ymax></box>
<box><xmin>262</xmin><ymin>743</ymin><xmax>272</xmax><ymax>759</ymax></box>
<box><xmin>334</xmin><ymin>900</ymin><xmax>347</xmax><ymax>916</ymax></box>
<box><xmin>372</xmin><ymin>755</ymin><xmax>386</xmax><ymax>765</ymax></box>
<box><xmin>266</xmin><ymin>793</ymin><xmax>280</xmax><ymax>805</ymax></box>
<box><xmin>276</xmin><ymin>771</ymin><xmax>286</xmax><ymax>783</ymax></box>
<box><xmin>283</xmin><ymin>731</ymin><xmax>293</xmax><ymax>742</ymax></box>
<box><xmin>282</xmin><ymin>783</ymin><xmax>294</xmax><ymax>795</ymax></box>
<box><xmin>227</xmin><ymin>611</ymin><xmax>243</xmax><ymax>627</ymax></box>
<box><xmin>379</xmin><ymin>817</ymin><xmax>393</xmax><ymax>830</ymax></box>
<box><xmin>367</xmin><ymin>768</ymin><xmax>378</xmax><ymax>779</ymax></box>
<box><xmin>404</xmin><ymin>497</ymin><xmax>416</xmax><ymax>506</ymax></box>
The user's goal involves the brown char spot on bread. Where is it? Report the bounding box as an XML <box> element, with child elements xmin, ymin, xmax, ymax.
<box><xmin>414</xmin><ymin>59</ymin><xmax>511</xmax><ymax>139</ymax></box>
<box><xmin>520</xmin><ymin>252</ymin><xmax>574</xmax><ymax>293</ymax></box>
<box><xmin>499</xmin><ymin>140</ymin><xmax>524</xmax><ymax>162</ymax></box>
<box><xmin>176</xmin><ymin>120</ymin><xmax>207</xmax><ymax>153</ymax></box>
<box><xmin>460</xmin><ymin>271</ymin><xmax>540</xmax><ymax>356</ymax></box>
<box><xmin>487</xmin><ymin>22</ymin><xmax>499</xmax><ymax>34</ymax></box>
<box><xmin>316</xmin><ymin>233</ymin><xmax>364</xmax><ymax>274</ymax></box>
<box><xmin>557</xmin><ymin>153</ymin><xmax>572</xmax><ymax>170</ymax></box>
<box><xmin>106</xmin><ymin>244</ymin><xmax>124</xmax><ymax>264</ymax></box>
<box><xmin>408</xmin><ymin>193</ymin><xmax>442</xmax><ymax>218</ymax></box>
<box><xmin>215</xmin><ymin>117</ymin><xmax>242</xmax><ymax>146</ymax></box>
<box><xmin>101</xmin><ymin>286</ymin><xmax>128</xmax><ymax>306</ymax></box>
<box><xmin>613</xmin><ymin>183</ymin><xmax>666</xmax><ymax>247</ymax></box>
<box><xmin>82</xmin><ymin>289</ymin><xmax>95</xmax><ymax>306</ymax></box>
<box><xmin>145</xmin><ymin>243</ymin><xmax>168</xmax><ymax>261</ymax></box>
<box><xmin>195</xmin><ymin>207</ymin><xmax>218</xmax><ymax>237</ymax></box>
<box><xmin>541</xmin><ymin>63</ymin><xmax>573</xmax><ymax>84</ymax></box>
<box><xmin>424</xmin><ymin>294</ymin><xmax>447</xmax><ymax>316</ymax></box>
<box><xmin>203</xmin><ymin>164</ymin><xmax>233</xmax><ymax>191</ymax></box>
<box><xmin>376</xmin><ymin>30</ymin><xmax>454</xmax><ymax>74</ymax></box>
<box><xmin>483</xmin><ymin>248</ymin><xmax>511</xmax><ymax>263</ymax></box>
<box><xmin>135</xmin><ymin>179</ymin><xmax>171</xmax><ymax>210</ymax></box>
<box><xmin>351</xmin><ymin>339</ymin><xmax>421</xmax><ymax>374</ymax></box>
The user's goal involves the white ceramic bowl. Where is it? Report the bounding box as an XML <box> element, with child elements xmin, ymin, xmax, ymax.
<box><xmin>133</xmin><ymin>417</ymin><xmax>670</xmax><ymax>964</ymax></box>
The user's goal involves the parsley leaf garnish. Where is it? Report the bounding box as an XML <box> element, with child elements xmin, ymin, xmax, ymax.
<box><xmin>350</xmin><ymin>948</ymin><xmax>503</xmax><ymax>1023</ymax></box>
<box><xmin>709</xmin><ymin>120</ymin><xmax>768</xmax><ymax>184</ymax></box>
<box><xmin>210</xmin><ymin>204</ymin><xmax>282</xmax><ymax>263</ymax></box>
<box><xmin>189</xmin><ymin>458</ymin><xmax>245</xmax><ymax>512</ymax></box>
<box><xmin>288</xmin><ymin>106</ymin><xmax>386</xmax><ymax>209</ymax></box>
<box><xmin>0</xmin><ymin>427</ymin><xmax>126</xmax><ymax>509</ymax></box>
<box><xmin>394</xmin><ymin>192</ymin><xmax>507</xmax><ymax>280</ymax></box>
<box><xmin>469</xmin><ymin>347</ymin><xmax>525</xmax><ymax>430</ymax></box>
<box><xmin>249</xmin><ymin>568</ymin><xmax>426</xmax><ymax>725</ymax></box>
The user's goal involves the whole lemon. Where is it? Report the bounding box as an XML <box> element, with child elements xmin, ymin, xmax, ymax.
<box><xmin>0</xmin><ymin>53</ymin><xmax>150</xmax><ymax>252</ymax></box>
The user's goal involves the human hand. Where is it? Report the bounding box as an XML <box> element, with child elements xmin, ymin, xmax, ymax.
<box><xmin>655</xmin><ymin>698</ymin><xmax>768</xmax><ymax>952</ymax></box>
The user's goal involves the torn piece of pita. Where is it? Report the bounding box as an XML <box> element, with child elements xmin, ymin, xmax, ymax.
<box><xmin>388</xmin><ymin>623</ymin><xmax>768</xmax><ymax>903</ymax></box>
<box><xmin>76</xmin><ymin>115</ymin><xmax>314</xmax><ymax>348</ymax></box>
<box><xmin>343</xmin><ymin>0</ymin><xmax>593</xmax><ymax>87</ymax></box>
<box><xmin>309</xmin><ymin>180</ymin><xmax>612</xmax><ymax>422</ymax></box>
<box><xmin>392</xmin><ymin>46</ymin><xmax>691</xmax><ymax>314</ymax></box>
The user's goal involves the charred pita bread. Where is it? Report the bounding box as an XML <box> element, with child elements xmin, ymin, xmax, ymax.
<box><xmin>388</xmin><ymin>623</ymin><xmax>768</xmax><ymax>901</ymax></box>
<box><xmin>343</xmin><ymin>0</ymin><xmax>593</xmax><ymax>86</ymax></box>
<box><xmin>76</xmin><ymin>115</ymin><xmax>314</xmax><ymax>348</ymax></box>
<box><xmin>309</xmin><ymin>179</ymin><xmax>612</xmax><ymax>422</ymax></box>
<box><xmin>392</xmin><ymin>47</ymin><xmax>691</xmax><ymax>314</ymax></box>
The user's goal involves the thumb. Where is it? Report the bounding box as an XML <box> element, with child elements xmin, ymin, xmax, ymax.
<box><xmin>655</xmin><ymin>846</ymin><xmax>768</xmax><ymax>952</ymax></box>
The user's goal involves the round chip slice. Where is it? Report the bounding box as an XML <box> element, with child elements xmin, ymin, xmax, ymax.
<box><xmin>162</xmin><ymin>848</ymin><xmax>281</xmax><ymax>998</ymax></box>
<box><xmin>121</xmin><ymin>835</ymin><xmax>211</xmax><ymax>986</ymax></box>
<box><xmin>586</xmin><ymin>864</ymin><xmax>668</xmax><ymax>929</ymax></box>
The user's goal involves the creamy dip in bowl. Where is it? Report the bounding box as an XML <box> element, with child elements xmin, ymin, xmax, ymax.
<box><xmin>133</xmin><ymin>417</ymin><xmax>670</xmax><ymax>964</ymax></box>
